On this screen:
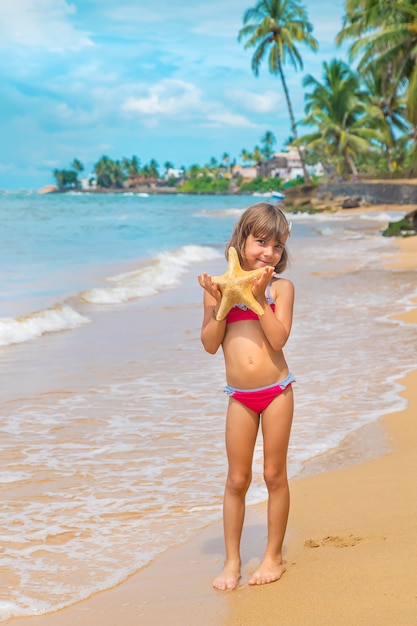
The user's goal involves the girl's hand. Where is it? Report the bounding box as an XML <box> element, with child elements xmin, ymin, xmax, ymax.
<box><xmin>252</xmin><ymin>266</ymin><xmax>274</xmax><ymax>300</ymax></box>
<box><xmin>198</xmin><ymin>273</ymin><xmax>222</xmax><ymax>303</ymax></box>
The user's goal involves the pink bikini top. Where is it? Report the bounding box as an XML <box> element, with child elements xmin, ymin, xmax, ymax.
<box><xmin>226</xmin><ymin>284</ymin><xmax>275</xmax><ymax>324</ymax></box>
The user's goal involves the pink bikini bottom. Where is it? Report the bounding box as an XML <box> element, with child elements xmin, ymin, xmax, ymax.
<box><xmin>224</xmin><ymin>372</ymin><xmax>295</xmax><ymax>414</ymax></box>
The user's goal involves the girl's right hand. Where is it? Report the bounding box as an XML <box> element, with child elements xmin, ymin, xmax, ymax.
<box><xmin>198</xmin><ymin>273</ymin><xmax>222</xmax><ymax>303</ymax></box>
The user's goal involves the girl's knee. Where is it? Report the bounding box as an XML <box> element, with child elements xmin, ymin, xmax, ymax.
<box><xmin>263</xmin><ymin>467</ymin><xmax>287</xmax><ymax>492</ymax></box>
<box><xmin>226</xmin><ymin>471</ymin><xmax>252</xmax><ymax>496</ymax></box>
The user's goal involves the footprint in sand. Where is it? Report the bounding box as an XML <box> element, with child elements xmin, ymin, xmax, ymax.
<box><xmin>304</xmin><ymin>534</ymin><xmax>387</xmax><ymax>549</ymax></box>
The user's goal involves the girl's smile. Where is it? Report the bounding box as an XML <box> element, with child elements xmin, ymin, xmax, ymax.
<box><xmin>243</xmin><ymin>233</ymin><xmax>287</xmax><ymax>271</ymax></box>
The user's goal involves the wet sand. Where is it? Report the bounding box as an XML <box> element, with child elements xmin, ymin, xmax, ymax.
<box><xmin>10</xmin><ymin>220</ymin><xmax>417</xmax><ymax>624</ymax></box>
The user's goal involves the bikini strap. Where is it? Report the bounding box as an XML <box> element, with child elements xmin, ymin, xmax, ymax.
<box><xmin>266</xmin><ymin>280</ymin><xmax>275</xmax><ymax>303</ymax></box>
<box><xmin>267</xmin><ymin>281</ymin><xmax>271</xmax><ymax>300</ymax></box>
<box><xmin>267</xmin><ymin>278</ymin><xmax>279</xmax><ymax>304</ymax></box>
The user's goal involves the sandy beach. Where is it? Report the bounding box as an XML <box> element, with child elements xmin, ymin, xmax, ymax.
<box><xmin>7</xmin><ymin>219</ymin><xmax>416</xmax><ymax>625</ymax></box>
<box><xmin>12</xmin><ymin>369</ymin><xmax>417</xmax><ymax>626</ymax></box>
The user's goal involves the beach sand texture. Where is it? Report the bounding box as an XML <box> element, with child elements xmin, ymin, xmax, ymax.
<box><xmin>13</xmin><ymin>372</ymin><xmax>417</xmax><ymax>626</ymax></box>
<box><xmin>4</xmin><ymin>209</ymin><xmax>417</xmax><ymax>626</ymax></box>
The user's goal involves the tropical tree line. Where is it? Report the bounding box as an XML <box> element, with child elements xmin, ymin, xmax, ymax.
<box><xmin>52</xmin><ymin>131</ymin><xmax>281</xmax><ymax>191</ymax></box>
<box><xmin>53</xmin><ymin>155</ymin><xmax>161</xmax><ymax>190</ymax></box>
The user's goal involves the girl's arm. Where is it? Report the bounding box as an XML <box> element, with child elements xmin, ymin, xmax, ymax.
<box><xmin>253</xmin><ymin>271</ymin><xmax>295</xmax><ymax>352</ymax></box>
<box><xmin>198</xmin><ymin>273</ymin><xmax>227</xmax><ymax>354</ymax></box>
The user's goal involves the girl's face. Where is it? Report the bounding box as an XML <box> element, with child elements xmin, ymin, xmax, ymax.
<box><xmin>243</xmin><ymin>233</ymin><xmax>287</xmax><ymax>271</ymax></box>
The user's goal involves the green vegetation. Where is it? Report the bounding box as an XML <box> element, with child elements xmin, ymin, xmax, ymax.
<box><xmin>383</xmin><ymin>216</ymin><xmax>417</xmax><ymax>237</ymax></box>
<box><xmin>295</xmin><ymin>59</ymin><xmax>380</xmax><ymax>177</ymax></box>
<box><xmin>53</xmin><ymin>168</ymin><xmax>80</xmax><ymax>190</ymax></box>
<box><xmin>95</xmin><ymin>156</ymin><xmax>125</xmax><ymax>188</ymax></box>
<box><xmin>284</xmin><ymin>205</ymin><xmax>324</xmax><ymax>215</ymax></box>
<box><xmin>240</xmin><ymin>177</ymin><xmax>283</xmax><ymax>193</ymax></box>
<box><xmin>53</xmin><ymin>155</ymin><xmax>160</xmax><ymax>191</ymax></box>
<box><xmin>177</xmin><ymin>176</ymin><xmax>230</xmax><ymax>194</ymax></box>
<box><xmin>297</xmin><ymin>0</ymin><xmax>417</xmax><ymax>178</ymax></box>
<box><xmin>238</xmin><ymin>0</ymin><xmax>417</xmax><ymax>180</ymax></box>
<box><xmin>382</xmin><ymin>218</ymin><xmax>415</xmax><ymax>237</ymax></box>
<box><xmin>53</xmin><ymin>158</ymin><xmax>84</xmax><ymax>190</ymax></box>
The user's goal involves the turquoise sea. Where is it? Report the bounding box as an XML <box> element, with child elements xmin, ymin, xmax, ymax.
<box><xmin>1</xmin><ymin>189</ymin><xmax>416</xmax><ymax>619</ymax></box>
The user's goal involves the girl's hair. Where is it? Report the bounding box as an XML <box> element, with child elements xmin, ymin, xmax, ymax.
<box><xmin>226</xmin><ymin>202</ymin><xmax>291</xmax><ymax>274</ymax></box>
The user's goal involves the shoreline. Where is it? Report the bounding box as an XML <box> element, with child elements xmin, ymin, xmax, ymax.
<box><xmin>10</xmin><ymin>227</ymin><xmax>417</xmax><ymax>624</ymax></box>
<box><xmin>37</xmin><ymin>179</ymin><xmax>417</xmax><ymax>205</ymax></box>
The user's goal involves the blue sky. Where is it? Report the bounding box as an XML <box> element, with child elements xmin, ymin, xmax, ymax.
<box><xmin>0</xmin><ymin>0</ymin><xmax>348</xmax><ymax>189</ymax></box>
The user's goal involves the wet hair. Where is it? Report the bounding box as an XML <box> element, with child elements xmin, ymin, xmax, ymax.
<box><xmin>226</xmin><ymin>202</ymin><xmax>291</xmax><ymax>274</ymax></box>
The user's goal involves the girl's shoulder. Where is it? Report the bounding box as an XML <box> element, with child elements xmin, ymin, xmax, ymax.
<box><xmin>269</xmin><ymin>276</ymin><xmax>294</xmax><ymax>302</ymax></box>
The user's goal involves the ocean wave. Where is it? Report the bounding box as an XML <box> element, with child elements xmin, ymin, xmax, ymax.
<box><xmin>80</xmin><ymin>245</ymin><xmax>221</xmax><ymax>305</ymax></box>
<box><xmin>194</xmin><ymin>208</ymin><xmax>244</xmax><ymax>218</ymax></box>
<box><xmin>289</xmin><ymin>209</ymin><xmax>406</xmax><ymax>223</ymax></box>
<box><xmin>0</xmin><ymin>305</ymin><xmax>90</xmax><ymax>347</ymax></box>
<box><xmin>358</xmin><ymin>211</ymin><xmax>407</xmax><ymax>222</ymax></box>
<box><xmin>288</xmin><ymin>211</ymin><xmax>352</xmax><ymax>222</ymax></box>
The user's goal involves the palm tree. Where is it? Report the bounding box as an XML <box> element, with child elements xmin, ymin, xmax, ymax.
<box><xmin>205</xmin><ymin>157</ymin><xmax>219</xmax><ymax>176</ymax></box>
<box><xmin>95</xmin><ymin>156</ymin><xmax>125</xmax><ymax>188</ymax></box>
<box><xmin>252</xmin><ymin>145</ymin><xmax>263</xmax><ymax>163</ymax></box>
<box><xmin>238</xmin><ymin>0</ymin><xmax>318</xmax><ymax>182</ymax></box>
<box><xmin>164</xmin><ymin>161</ymin><xmax>174</xmax><ymax>176</ymax></box>
<box><xmin>260</xmin><ymin>130</ymin><xmax>277</xmax><ymax>159</ymax></box>
<box><xmin>71</xmin><ymin>158</ymin><xmax>84</xmax><ymax>173</ymax></box>
<box><xmin>122</xmin><ymin>155</ymin><xmax>141</xmax><ymax>180</ymax></box>
<box><xmin>336</xmin><ymin>0</ymin><xmax>394</xmax><ymax>39</ymax></box>
<box><xmin>148</xmin><ymin>159</ymin><xmax>160</xmax><ymax>179</ymax></box>
<box><xmin>240</xmin><ymin>149</ymin><xmax>255</xmax><ymax>167</ymax></box>
<box><xmin>337</xmin><ymin>1</ymin><xmax>417</xmax><ymax>126</ymax></box>
<box><xmin>296</xmin><ymin>59</ymin><xmax>379</xmax><ymax>176</ymax></box>
<box><xmin>361</xmin><ymin>65</ymin><xmax>408</xmax><ymax>173</ymax></box>
<box><xmin>187</xmin><ymin>164</ymin><xmax>203</xmax><ymax>179</ymax></box>
<box><xmin>222</xmin><ymin>152</ymin><xmax>231</xmax><ymax>173</ymax></box>
<box><xmin>53</xmin><ymin>169</ymin><xmax>76</xmax><ymax>190</ymax></box>
<box><xmin>141</xmin><ymin>159</ymin><xmax>160</xmax><ymax>180</ymax></box>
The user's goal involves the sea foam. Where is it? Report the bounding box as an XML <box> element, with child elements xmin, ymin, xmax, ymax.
<box><xmin>80</xmin><ymin>244</ymin><xmax>221</xmax><ymax>305</ymax></box>
<box><xmin>0</xmin><ymin>305</ymin><xmax>90</xmax><ymax>347</ymax></box>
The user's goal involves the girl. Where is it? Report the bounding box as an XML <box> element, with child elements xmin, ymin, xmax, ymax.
<box><xmin>198</xmin><ymin>203</ymin><xmax>295</xmax><ymax>591</ymax></box>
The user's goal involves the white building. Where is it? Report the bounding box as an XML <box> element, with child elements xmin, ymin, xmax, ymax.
<box><xmin>260</xmin><ymin>149</ymin><xmax>323</xmax><ymax>181</ymax></box>
<box><xmin>164</xmin><ymin>168</ymin><xmax>184</xmax><ymax>181</ymax></box>
<box><xmin>80</xmin><ymin>176</ymin><xmax>97</xmax><ymax>190</ymax></box>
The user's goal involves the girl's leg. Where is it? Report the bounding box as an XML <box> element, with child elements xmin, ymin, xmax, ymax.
<box><xmin>213</xmin><ymin>399</ymin><xmax>259</xmax><ymax>591</ymax></box>
<box><xmin>249</xmin><ymin>387</ymin><xmax>293</xmax><ymax>586</ymax></box>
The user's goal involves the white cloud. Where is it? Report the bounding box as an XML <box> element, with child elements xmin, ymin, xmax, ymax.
<box><xmin>122</xmin><ymin>79</ymin><xmax>203</xmax><ymax>116</ymax></box>
<box><xmin>0</xmin><ymin>0</ymin><xmax>93</xmax><ymax>51</ymax></box>
<box><xmin>121</xmin><ymin>78</ymin><xmax>256</xmax><ymax>128</ymax></box>
<box><xmin>226</xmin><ymin>89</ymin><xmax>281</xmax><ymax>113</ymax></box>
<box><xmin>109</xmin><ymin>1</ymin><xmax>244</xmax><ymax>29</ymax></box>
<box><xmin>205</xmin><ymin>112</ymin><xmax>255</xmax><ymax>128</ymax></box>
<box><xmin>192</xmin><ymin>19</ymin><xmax>242</xmax><ymax>38</ymax></box>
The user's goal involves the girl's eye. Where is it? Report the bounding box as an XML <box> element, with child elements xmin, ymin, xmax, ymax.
<box><xmin>257</xmin><ymin>239</ymin><xmax>265</xmax><ymax>244</ymax></box>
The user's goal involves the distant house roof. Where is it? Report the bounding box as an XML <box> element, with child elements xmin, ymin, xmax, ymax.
<box><xmin>258</xmin><ymin>156</ymin><xmax>288</xmax><ymax>177</ymax></box>
<box><xmin>270</xmin><ymin>156</ymin><xmax>288</xmax><ymax>168</ymax></box>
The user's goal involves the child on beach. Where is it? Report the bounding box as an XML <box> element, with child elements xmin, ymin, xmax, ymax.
<box><xmin>198</xmin><ymin>202</ymin><xmax>294</xmax><ymax>591</ymax></box>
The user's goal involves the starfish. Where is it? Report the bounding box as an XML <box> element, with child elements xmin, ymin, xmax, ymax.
<box><xmin>212</xmin><ymin>247</ymin><xmax>268</xmax><ymax>321</ymax></box>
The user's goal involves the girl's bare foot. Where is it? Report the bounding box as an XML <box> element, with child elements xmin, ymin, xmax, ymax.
<box><xmin>248</xmin><ymin>558</ymin><xmax>285</xmax><ymax>586</ymax></box>
<box><xmin>213</xmin><ymin>560</ymin><xmax>241</xmax><ymax>591</ymax></box>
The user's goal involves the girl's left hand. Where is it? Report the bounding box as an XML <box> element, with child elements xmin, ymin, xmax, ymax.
<box><xmin>252</xmin><ymin>266</ymin><xmax>274</xmax><ymax>300</ymax></box>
